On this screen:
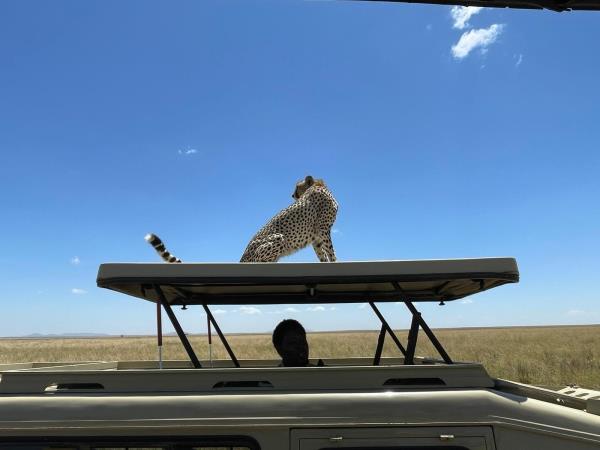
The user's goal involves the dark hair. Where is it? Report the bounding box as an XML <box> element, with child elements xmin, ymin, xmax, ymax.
<box><xmin>272</xmin><ymin>319</ymin><xmax>306</xmax><ymax>349</ymax></box>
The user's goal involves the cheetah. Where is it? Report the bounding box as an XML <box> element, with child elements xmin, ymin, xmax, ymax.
<box><xmin>240</xmin><ymin>175</ymin><xmax>338</xmax><ymax>262</ymax></box>
<box><xmin>145</xmin><ymin>176</ymin><xmax>338</xmax><ymax>263</ymax></box>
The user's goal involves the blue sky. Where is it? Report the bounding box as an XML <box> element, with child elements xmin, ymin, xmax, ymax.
<box><xmin>1</xmin><ymin>0</ymin><xmax>599</xmax><ymax>337</ymax></box>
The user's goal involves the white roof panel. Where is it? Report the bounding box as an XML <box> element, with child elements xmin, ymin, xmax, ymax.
<box><xmin>96</xmin><ymin>258</ymin><xmax>518</xmax><ymax>305</ymax></box>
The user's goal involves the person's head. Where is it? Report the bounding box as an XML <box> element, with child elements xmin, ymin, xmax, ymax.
<box><xmin>272</xmin><ymin>319</ymin><xmax>309</xmax><ymax>367</ymax></box>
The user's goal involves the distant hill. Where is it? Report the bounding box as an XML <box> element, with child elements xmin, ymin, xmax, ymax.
<box><xmin>20</xmin><ymin>333</ymin><xmax>112</xmax><ymax>339</ymax></box>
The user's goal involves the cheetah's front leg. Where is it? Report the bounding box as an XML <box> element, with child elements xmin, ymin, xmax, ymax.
<box><xmin>312</xmin><ymin>240</ymin><xmax>329</xmax><ymax>262</ymax></box>
<box><xmin>312</xmin><ymin>231</ymin><xmax>336</xmax><ymax>262</ymax></box>
<box><xmin>321</xmin><ymin>230</ymin><xmax>336</xmax><ymax>262</ymax></box>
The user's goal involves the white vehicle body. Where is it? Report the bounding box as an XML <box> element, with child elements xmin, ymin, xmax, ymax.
<box><xmin>0</xmin><ymin>258</ymin><xmax>598</xmax><ymax>449</ymax></box>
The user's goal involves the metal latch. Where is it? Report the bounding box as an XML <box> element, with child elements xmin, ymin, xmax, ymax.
<box><xmin>329</xmin><ymin>436</ymin><xmax>344</xmax><ymax>442</ymax></box>
<box><xmin>440</xmin><ymin>434</ymin><xmax>455</xmax><ymax>441</ymax></box>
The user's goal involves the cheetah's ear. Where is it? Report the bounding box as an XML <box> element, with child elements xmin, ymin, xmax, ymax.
<box><xmin>305</xmin><ymin>175</ymin><xmax>314</xmax><ymax>186</ymax></box>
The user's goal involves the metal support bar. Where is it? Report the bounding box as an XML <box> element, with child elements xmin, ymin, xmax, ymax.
<box><xmin>373</xmin><ymin>324</ymin><xmax>386</xmax><ymax>366</ymax></box>
<box><xmin>405</xmin><ymin>300</ymin><xmax>453</xmax><ymax>364</ymax></box>
<box><xmin>391</xmin><ymin>281</ymin><xmax>453</xmax><ymax>364</ymax></box>
<box><xmin>404</xmin><ymin>312</ymin><xmax>420</xmax><ymax>365</ymax></box>
<box><xmin>153</xmin><ymin>285</ymin><xmax>202</xmax><ymax>368</ymax></box>
<box><xmin>156</xmin><ymin>297</ymin><xmax>163</xmax><ymax>369</ymax></box>
<box><xmin>203</xmin><ymin>304</ymin><xmax>240</xmax><ymax>368</ymax></box>
<box><xmin>369</xmin><ymin>302</ymin><xmax>407</xmax><ymax>356</ymax></box>
<box><xmin>207</xmin><ymin>314</ymin><xmax>213</xmax><ymax>367</ymax></box>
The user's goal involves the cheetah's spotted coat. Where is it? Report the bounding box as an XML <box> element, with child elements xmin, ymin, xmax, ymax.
<box><xmin>146</xmin><ymin>176</ymin><xmax>338</xmax><ymax>263</ymax></box>
<box><xmin>240</xmin><ymin>176</ymin><xmax>338</xmax><ymax>262</ymax></box>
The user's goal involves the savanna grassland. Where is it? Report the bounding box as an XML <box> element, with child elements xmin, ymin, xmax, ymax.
<box><xmin>1</xmin><ymin>325</ymin><xmax>599</xmax><ymax>389</ymax></box>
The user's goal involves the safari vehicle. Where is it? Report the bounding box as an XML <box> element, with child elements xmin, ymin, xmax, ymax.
<box><xmin>0</xmin><ymin>257</ymin><xmax>599</xmax><ymax>450</ymax></box>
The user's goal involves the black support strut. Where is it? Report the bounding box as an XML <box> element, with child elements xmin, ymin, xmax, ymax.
<box><xmin>203</xmin><ymin>304</ymin><xmax>240</xmax><ymax>368</ymax></box>
<box><xmin>391</xmin><ymin>281</ymin><xmax>453</xmax><ymax>364</ymax></box>
<box><xmin>153</xmin><ymin>285</ymin><xmax>202</xmax><ymax>368</ymax></box>
<box><xmin>369</xmin><ymin>302</ymin><xmax>407</xmax><ymax>356</ymax></box>
<box><xmin>405</xmin><ymin>301</ymin><xmax>453</xmax><ymax>364</ymax></box>
<box><xmin>373</xmin><ymin>324</ymin><xmax>387</xmax><ymax>366</ymax></box>
<box><xmin>404</xmin><ymin>312</ymin><xmax>420</xmax><ymax>365</ymax></box>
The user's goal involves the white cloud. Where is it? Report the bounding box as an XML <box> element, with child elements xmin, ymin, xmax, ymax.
<box><xmin>284</xmin><ymin>307</ymin><xmax>299</xmax><ymax>313</ymax></box>
<box><xmin>451</xmin><ymin>24</ymin><xmax>505</xmax><ymax>60</ymax></box>
<box><xmin>70</xmin><ymin>256</ymin><xmax>80</xmax><ymax>265</ymax></box>
<box><xmin>567</xmin><ymin>309</ymin><xmax>585</xmax><ymax>316</ymax></box>
<box><xmin>238</xmin><ymin>306</ymin><xmax>261</xmax><ymax>315</ymax></box>
<box><xmin>329</xmin><ymin>306</ymin><xmax>337</xmax><ymax>311</ymax></box>
<box><xmin>515</xmin><ymin>53</ymin><xmax>524</xmax><ymax>67</ymax></box>
<box><xmin>213</xmin><ymin>309</ymin><xmax>227</xmax><ymax>315</ymax></box>
<box><xmin>178</xmin><ymin>148</ymin><xmax>198</xmax><ymax>155</ymax></box>
<box><xmin>461</xmin><ymin>298</ymin><xmax>474</xmax><ymax>304</ymax></box>
<box><xmin>450</xmin><ymin>6</ymin><xmax>483</xmax><ymax>30</ymax></box>
<box><xmin>307</xmin><ymin>306</ymin><xmax>326</xmax><ymax>312</ymax></box>
<box><xmin>71</xmin><ymin>288</ymin><xmax>87</xmax><ymax>295</ymax></box>
<box><xmin>426</xmin><ymin>24</ymin><xmax>432</xmax><ymax>31</ymax></box>
<box><xmin>332</xmin><ymin>228</ymin><xmax>340</xmax><ymax>234</ymax></box>
<box><xmin>358</xmin><ymin>303</ymin><xmax>368</xmax><ymax>309</ymax></box>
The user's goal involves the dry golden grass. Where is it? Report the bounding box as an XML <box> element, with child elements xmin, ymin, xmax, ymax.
<box><xmin>1</xmin><ymin>325</ymin><xmax>599</xmax><ymax>389</ymax></box>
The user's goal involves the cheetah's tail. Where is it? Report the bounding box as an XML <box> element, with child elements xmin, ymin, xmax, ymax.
<box><xmin>144</xmin><ymin>233</ymin><xmax>182</xmax><ymax>263</ymax></box>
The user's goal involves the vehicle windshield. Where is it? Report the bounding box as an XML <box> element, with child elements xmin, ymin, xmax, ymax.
<box><xmin>1</xmin><ymin>1</ymin><xmax>598</xmax><ymax>390</ymax></box>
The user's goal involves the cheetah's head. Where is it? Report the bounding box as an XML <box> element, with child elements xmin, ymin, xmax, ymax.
<box><xmin>292</xmin><ymin>175</ymin><xmax>324</xmax><ymax>200</ymax></box>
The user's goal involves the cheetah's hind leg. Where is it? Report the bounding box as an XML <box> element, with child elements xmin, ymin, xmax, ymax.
<box><xmin>245</xmin><ymin>234</ymin><xmax>286</xmax><ymax>262</ymax></box>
